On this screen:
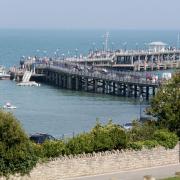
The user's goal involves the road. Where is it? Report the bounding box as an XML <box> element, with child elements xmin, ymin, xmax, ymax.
<box><xmin>65</xmin><ymin>164</ymin><xmax>180</xmax><ymax>180</ymax></box>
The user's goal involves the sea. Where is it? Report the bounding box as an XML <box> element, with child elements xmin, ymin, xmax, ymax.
<box><xmin>0</xmin><ymin>29</ymin><xmax>179</xmax><ymax>137</ymax></box>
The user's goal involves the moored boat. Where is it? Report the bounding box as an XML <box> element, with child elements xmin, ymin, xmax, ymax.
<box><xmin>0</xmin><ymin>66</ymin><xmax>10</xmax><ymax>80</ymax></box>
<box><xmin>3</xmin><ymin>102</ymin><xmax>16</xmax><ymax>109</ymax></box>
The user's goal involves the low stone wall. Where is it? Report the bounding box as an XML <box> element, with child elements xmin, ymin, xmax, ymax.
<box><xmin>2</xmin><ymin>144</ymin><xmax>180</xmax><ymax>180</ymax></box>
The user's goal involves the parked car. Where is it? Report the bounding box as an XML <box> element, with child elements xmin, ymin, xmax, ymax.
<box><xmin>123</xmin><ymin>122</ymin><xmax>133</xmax><ymax>130</ymax></box>
<box><xmin>29</xmin><ymin>133</ymin><xmax>56</xmax><ymax>144</ymax></box>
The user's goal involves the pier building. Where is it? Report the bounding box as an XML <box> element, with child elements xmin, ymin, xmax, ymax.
<box><xmin>68</xmin><ymin>42</ymin><xmax>180</xmax><ymax>71</ymax></box>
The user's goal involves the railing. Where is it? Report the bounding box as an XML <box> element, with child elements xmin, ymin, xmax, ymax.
<box><xmin>36</xmin><ymin>63</ymin><xmax>160</xmax><ymax>86</ymax></box>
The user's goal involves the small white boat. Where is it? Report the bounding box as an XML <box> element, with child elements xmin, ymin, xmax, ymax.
<box><xmin>17</xmin><ymin>81</ymin><xmax>41</xmax><ymax>87</ymax></box>
<box><xmin>3</xmin><ymin>102</ymin><xmax>16</xmax><ymax>109</ymax></box>
<box><xmin>0</xmin><ymin>66</ymin><xmax>10</xmax><ymax>80</ymax></box>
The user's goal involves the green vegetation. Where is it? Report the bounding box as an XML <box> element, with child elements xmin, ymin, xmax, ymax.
<box><xmin>162</xmin><ymin>177</ymin><xmax>180</xmax><ymax>180</ymax></box>
<box><xmin>148</xmin><ymin>72</ymin><xmax>180</xmax><ymax>136</ymax></box>
<box><xmin>0</xmin><ymin>110</ymin><xmax>38</xmax><ymax>177</ymax></box>
<box><xmin>0</xmin><ymin>109</ymin><xmax>178</xmax><ymax>177</ymax></box>
<box><xmin>0</xmin><ymin>73</ymin><xmax>179</xmax><ymax>177</ymax></box>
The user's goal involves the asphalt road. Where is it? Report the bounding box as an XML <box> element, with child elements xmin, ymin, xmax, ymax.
<box><xmin>65</xmin><ymin>164</ymin><xmax>180</xmax><ymax>180</ymax></box>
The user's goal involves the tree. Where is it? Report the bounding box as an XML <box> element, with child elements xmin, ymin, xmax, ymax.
<box><xmin>0</xmin><ymin>110</ymin><xmax>38</xmax><ymax>177</ymax></box>
<box><xmin>148</xmin><ymin>72</ymin><xmax>180</xmax><ymax>135</ymax></box>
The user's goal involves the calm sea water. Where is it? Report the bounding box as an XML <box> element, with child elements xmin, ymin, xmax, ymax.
<box><xmin>0</xmin><ymin>29</ymin><xmax>178</xmax><ymax>137</ymax></box>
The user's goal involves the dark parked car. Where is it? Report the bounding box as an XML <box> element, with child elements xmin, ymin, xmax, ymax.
<box><xmin>29</xmin><ymin>133</ymin><xmax>56</xmax><ymax>144</ymax></box>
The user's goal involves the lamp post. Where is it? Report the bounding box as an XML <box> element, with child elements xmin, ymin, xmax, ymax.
<box><xmin>75</xmin><ymin>48</ymin><xmax>78</xmax><ymax>58</ymax></box>
<box><xmin>139</xmin><ymin>94</ymin><xmax>143</xmax><ymax>121</ymax></box>
<box><xmin>111</xmin><ymin>42</ymin><xmax>114</xmax><ymax>51</ymax></box>
<box><xmin>92</xmin><ymin>42</ymin><xmax>95</xmax><ymax>52</ymax></box>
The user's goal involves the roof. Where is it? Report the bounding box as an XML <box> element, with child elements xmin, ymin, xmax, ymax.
<box><xmin>148</xmin><ymin>41</ymin><xmax>167</xmax><ymax>46</ymax></box>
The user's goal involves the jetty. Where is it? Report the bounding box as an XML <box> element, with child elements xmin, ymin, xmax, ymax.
<box><xmin>11</xmin><ymin>59</ymin><xmax>162</xmax><ymax>99</ymax></box>
<box><xmin>9</xmin><ymin>40</ymin><xmax>180</xmax><ymax>99</ymax></box>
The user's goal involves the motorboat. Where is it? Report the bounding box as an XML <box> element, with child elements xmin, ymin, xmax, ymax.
<box><xmin>17</xmin><ymin>81</ymin><xmax>41</xmax><ymax>87</ymax></box>
<box><xmin>0</xmin><ymin>66</ymin><xmax>10</xmax><ymax>80</ymax></box>
<box><xmin>123</xmin><ymin>122</ymin><xmax>133</xmax><ymax>130</ymax></box>
<box><xmin>16</xmin><ymin>70</ymin><xmax>40</xmax><ymax>87</ymax></box>
<box><xmin>3</xmin><ymin>102</ymin><xmax>16</xmax><ymax>109</ymax></box>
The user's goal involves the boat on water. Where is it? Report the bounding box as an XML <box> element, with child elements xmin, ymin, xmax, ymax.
<box><xmin>3</xmin><ymin>102</ymin><xmax>16</xmax><ymax>109</ymax></box>
<box><xmin>0</xmin><ymin>66</ymin><xmax>10</xmax><ymax>80</ymax></box>
<box><xmin>16</xmin><ymin>70</ymin><xmax>41</xmax><ymax>87</ymax></box>
<box><xmin>17</xmin><ymin>81</ymin><xmax>41</xmax><ymax>87</ymax></box>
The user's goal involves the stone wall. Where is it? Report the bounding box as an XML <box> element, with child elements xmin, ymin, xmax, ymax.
<box><xmin>3</xmin><ymin>144</ymin><xmax>179</xmax><ymax>180</ymax></box>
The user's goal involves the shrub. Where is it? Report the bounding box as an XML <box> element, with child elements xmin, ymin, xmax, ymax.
<box><xmin>154</xmin><ymin>129</ymin><xmax>179</xmax><ymax>149</ymax></box>
<box><xmin>91</xmin><ymin>121</ymin><xmax>127</xmax><ymax>152</ymax></box>
<box><xmin>127</xmin><ymin>141</ymin><xmax>143</xmax><ymax>151</ymax></box>
<box><xmin>127</xmin><ymin>120</ymin><xmax>157</xmax><ymax>141</ymax></box>
<box><xmin>42</xmin><ymin>140</ymin><xmax>66</xmax><ymax>158</ymax></box>
<box><xmin>105</xmin><ymin>121</ymin><xmax>127</xmax><ymax>149</ymax></box>
<box><xmin>0</xmin><ymin>111</ymin><xmax>38</xmax><ymax>177</ymax></box>
<box><xmin>142</xmin><ymin>140</ymin><xmax>159</xmax><ymax>149</ymax></box>
<box><xmin>66</xmin><ymin>133</ymin><xmax>94</xmax><ymax>155</ymax></box>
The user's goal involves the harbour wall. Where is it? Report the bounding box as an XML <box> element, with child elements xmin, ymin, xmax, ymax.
<box><xmin>9</xmin><ymin>143</ymin><xmax>179</xmax><ymax>180</ymax></box>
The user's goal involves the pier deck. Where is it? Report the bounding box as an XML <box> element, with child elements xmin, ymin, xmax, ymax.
<box><xmin>33</xmin><ymin>62</ymin><xmax>160</xmax><ymax>99</ymax></box>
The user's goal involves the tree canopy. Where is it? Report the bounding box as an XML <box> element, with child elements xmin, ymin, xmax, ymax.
<box><xmin>148</xmin><ymin>72</ymin><xmax>180</xmax><ymax>135</ymax></box>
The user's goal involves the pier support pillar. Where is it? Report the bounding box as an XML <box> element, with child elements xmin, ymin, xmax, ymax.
<box><xmin>127</xmin><ymin>84</ymin><xmax>131</xmax><ymax>97</ymax></box>
<box><xmin>102</xmin><ymin>81</ymin><xmax>105</xmax><ymax>93</ymax></box>
<box><xmin>146</xmin><ymin>86</ymin><xmax>149</xmax><ymax>100</ymax></box>
<box><xmin>67</xmin><ymin>76</ymin><xmax>72</xmax><ymax>89</ymax></box>
<box><xmin>55</xmin><ymin>73</ymin><xmax>58</xmax><ymax>86</ymax></box>
<box><xmin>62</xmin><ymin>76</ymin><xmax>67</xmax><ymax>88</ymax></box>
<box><xmin>117</xmin><ymin>83</ymin><xmax>120</xmax><ymax>96</ymax></box>
<box><xmin>134</xmin><ymin>85</ymin><xmax>137</xmax><ymax>98</ymax></box>
<box><xmin>139</xmin><ymin>86</ymin><xmax>143</xmax><ymax>96</ymax></box>
<box><xmin>75</xmin><ymin>77</ymin><xmax>79</xmax><ymax>90</ymax></box>
<box><xmin>94</xmin><ymin>79</ymin><xmax>98</xmax><ymax>93</ymax></box>
<box><xmin>85</xmin><ymin>78</ymin><xmax>88</xmax><ymax>91</ymax></box>
<box><xmin>123</xmin><ymin>84</ymin><xmax>126</xmax><ymax>96</ymax></box>
<box><xmin>58</xmin><ymin>75</ymin><xmax>62</xmax><ymax>87</ymax></box>
<box><xmin>113</xmin><ymin>82</ymin><xmax>116</xmax><ymax>95</ymax></box>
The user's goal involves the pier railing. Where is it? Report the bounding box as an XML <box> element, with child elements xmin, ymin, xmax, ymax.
<box><xmin>36</xmin><ymin>63</ymin><xmax>160</xmax><ymax>87</ymax></box>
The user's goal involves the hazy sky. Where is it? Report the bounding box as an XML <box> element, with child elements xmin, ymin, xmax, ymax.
<box><xmin>0</xmin><ymin>0</ymin><xmax>180</xmax><ymax>29</ymax></box>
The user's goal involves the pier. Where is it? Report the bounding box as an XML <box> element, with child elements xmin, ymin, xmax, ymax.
<box><xmin>32</xmin><ymin>61</ymin><xmax>159</xmax><ymax>100</ymax></box>
<box><xmin>69</xmin><ymin>49</ymin><xmax>180</xmax><ymax>71</ymax></box>
<box><xmin>10</xmin><ymin>40</ymin><xmax>180</xmax><ymax>100</ymax></box>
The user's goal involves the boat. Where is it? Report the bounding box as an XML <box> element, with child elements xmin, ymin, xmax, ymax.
<box><xmin>123</xmin><ymin>122</ymin><xmax>133</xmax><ymax>130</ymax></box>
<box><xmin>3</xmin><ymin>102</ymin><xmax>16</xmax><ymax>109</ymax></box>
<box><xmin>16</xmin><ymin>70</ymin><xmax>40</xmax><ymax>87</ymax></box>
<box><xmin>17</xmin><ymin>81</ymin><xmax>41</xmax><ymax>87</ymax></box>
<box><xmin>0</xmin><ymin>66</ymin><xmax>10</xmax><ymax>80</ymax></box>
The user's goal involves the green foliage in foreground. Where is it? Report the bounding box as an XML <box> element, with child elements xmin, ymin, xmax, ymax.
<box><xmin>127</xmin><ymin>121</ymin><xmax>178</xmax><ymax>150</ymax></box>
<box><xmin>162</xmin><ymin>177</ymin><xmax>180</xmax><ymax>180</ymax></box>
<box><xmin>148</xmin><ymin>72</ymin><xmax>180</xmax><ymax>136</ymax></box>
<box><xmin>38</xmin><ymin>121</ymin><xmax>178</xmax><ymax>159</ymax></box>
<box><xmin>0</xmin><ymin>109</ymin><xmax>179</xmax><ymax>177</ymax></box>
<box><xmin>0</xmin><ymin>111</ymin><xmax>38</xmax><ymax>177</ymax></box>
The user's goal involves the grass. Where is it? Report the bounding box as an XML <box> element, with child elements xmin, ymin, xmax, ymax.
<box><xmin>162</xmin><ymin>177</ymin><xmax>180</xmax><ymax>180</ymax></box>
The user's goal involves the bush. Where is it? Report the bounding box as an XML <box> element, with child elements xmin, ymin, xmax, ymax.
<box><xmin>154</xmin><ymin>129</ymin><xmax>179</xmax><ymax>149</ymax></box>
<box><xmin>42</xmin><ymin>140</ymin><xmax>66</xmax><ymax>158</ymax></box>
<box><xmin>0</xmin><ymin>111</ymin><xmax>38</xmax><ymax>177</ymax></box>
<box><xmin>142</xmin><ymin>140</ymin><xmax>159</xmax><ymax>149</ymax></box>
<box><xmin>127</xmin><ymin>120</ymin><xmax>157</xmax><ymax>141</ymax></box>
<box><xmin>91</xmin><ymin>121</ymin><xmax>127</xmax><ymax>152</ymax></box>
<box><xmin>66</xmin><ymin>133</ymin><xmax>94</xmax><ymax>155</ymax></box>
<box><xmin>127</xmin><ymin>141</ymin><xmax>143</xmax><ymax>151</ymax></box>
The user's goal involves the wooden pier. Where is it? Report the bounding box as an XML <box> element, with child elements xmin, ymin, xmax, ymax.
<box><xmin>34</xmin><ymin>63</ymin><xmax>159</xmax><ymax>100</ymax></box>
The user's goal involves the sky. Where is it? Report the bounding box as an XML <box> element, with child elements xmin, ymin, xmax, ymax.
<box><xmin>0</xmin><ymin>0</ymin><xmax>180</xmax><ymax>30</ymax></box>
